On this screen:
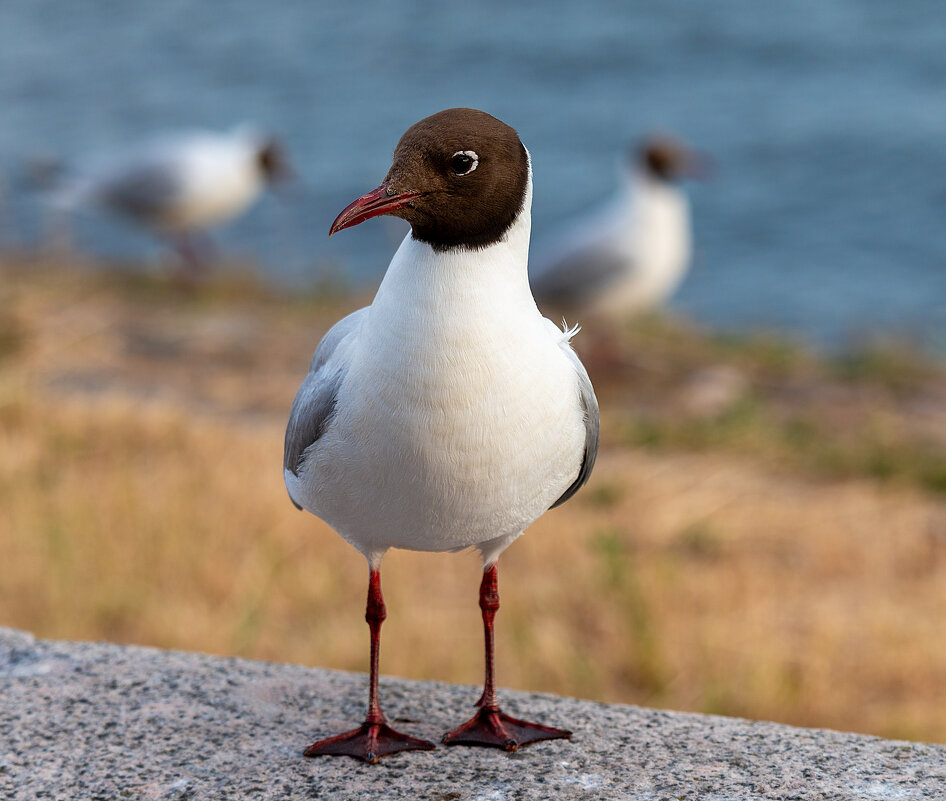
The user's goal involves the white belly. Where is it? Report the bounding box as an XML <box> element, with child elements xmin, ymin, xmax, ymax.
<box><xmin>158</xmin><ymin>174</ymin><xmax>260</xmax><ymax>232</ymax></box>
<box><xmin>296</xmin><ymin>312</ymin><xmax>584</xmax><ymax>558</ymax></box>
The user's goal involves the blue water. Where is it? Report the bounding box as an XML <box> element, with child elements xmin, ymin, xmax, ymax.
<box><xmin>2</xmin><ymin>1</ymin><xmax>945</xmax><ymax>349</ymax></box>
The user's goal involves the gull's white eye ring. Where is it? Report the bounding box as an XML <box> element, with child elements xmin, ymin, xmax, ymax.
<box><xmin>451</xmin><ymin>150</ymin><xmax>479</xmax><ymax>176</ymax></box>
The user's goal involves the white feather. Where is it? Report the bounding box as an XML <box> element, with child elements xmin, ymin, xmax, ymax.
<box><xmin>531</xmin><ymin>164</ymin><xmax>692</xmax><ymax>314</ymax></box>
<box><xmin>54</xmin><ymin>127</ymin><xmax>271</xmax><ymax>234</ymax></box>
<box><xmin>285</xmin><ymin>172</ymin><xmax>590</xmax><ymax>566</ymax></box>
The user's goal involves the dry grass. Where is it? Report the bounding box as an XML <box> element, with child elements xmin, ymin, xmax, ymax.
<box><xmin>2</xmin><ymin>256</ymin><xmax>945</xmax><ymax>744</ymax></box>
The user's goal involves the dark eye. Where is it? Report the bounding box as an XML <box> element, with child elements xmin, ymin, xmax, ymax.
<box><xmin>450</xmin><ymin>150</ymin><xmax>479</xmax><ymax>176</ymax></box>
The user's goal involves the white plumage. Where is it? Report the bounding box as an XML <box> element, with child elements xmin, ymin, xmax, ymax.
<box><xmin>284</xmin><ymin>108</ymin><xmax>597</xmax><ymax>761</ymax></box>
<box><xmin>285</xmin><ymin>174</ymin><xmax>593</xmax><ymax>567</ymax></box>
<box><xmin>530</xmin><ymin>140</ymin><xmax>698</xmax><ymax>317</ymax></box>
<box><xmin>51</xmin><ymin>126</ymin><xmax>288</xmax><ymax>259</ymax></box>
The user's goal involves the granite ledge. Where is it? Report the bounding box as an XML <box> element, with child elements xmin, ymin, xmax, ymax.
<box><xmin>0</xmin><ymin>626</ymin><xmax>944</xmax><ymax>801</ymax></box>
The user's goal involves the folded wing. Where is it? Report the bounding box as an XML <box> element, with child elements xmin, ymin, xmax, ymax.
<box><xmin>545</xmin><ymin>321</ymin><xmax>600</xmax><ymax>508</ymax></box>
<box><xmin>284</xmin><ymin>308</ymin><xmax>368</xmax><ymax>506</ymax></box>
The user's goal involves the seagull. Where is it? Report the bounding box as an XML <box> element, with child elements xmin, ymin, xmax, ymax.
<box><xmin>284</xmin><ymin>108</ymin><xmax>599</xmax><ymax>764</ymax></box>
<box><xmin>530</xmin><ymin>136</ymin><xmax>706</xmax><ymax>318</ymax></box>
<box><xmin>51</xmin><ymin>127</ymin><xmax>291</xmax><ymax>273</ymax></box>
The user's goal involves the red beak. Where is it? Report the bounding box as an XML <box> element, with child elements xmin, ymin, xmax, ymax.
<box><xmin>329</xmin><ymin>183</ymin><xmax>422</xmax><ymax>236</ymax></box>
<box><xmin>682</xmin><ymin>150</ymin><xmax>715</xmax><ymax>181</ymax></box>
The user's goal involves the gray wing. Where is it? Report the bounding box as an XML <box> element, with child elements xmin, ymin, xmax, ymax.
<box><xmin>530</xmin><ymin>245</ymin><xmax>629</xmax><ymax>310</ymax></box>
<box><xmin>283</xmin><ymin>308</ymin><xmax>368</xmax><ymax>506</ymax></box>
<box><xmin>550</xmin><ymin>339</ymin><xmax>600</xmax><ymax>508</ymax></box>
<box><xmin>96</xmin><ymin>161</ymin><xmax>185</xmax><ymax>222</ymax></box>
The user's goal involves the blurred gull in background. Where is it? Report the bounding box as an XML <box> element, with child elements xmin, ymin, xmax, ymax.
<box><xmin>48</xmin><ymin>126</ymin><xmax>292</xmax><ymax>274</ymax></box>
<box><xmin>530</xmin><ymin>136</ymin><xmax>707</xmax><ymax>319</ymax></box>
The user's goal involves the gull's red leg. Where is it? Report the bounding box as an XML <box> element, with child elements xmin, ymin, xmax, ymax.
<box><xmin>443</xmin><ymin>562</ymin><xmax>571</xmax><ymax>751</ymax></box>
<box><xmin>304</xmin><ymin>568</ymin><xmax>436</xmax><ymax>764</ymax></box>
<box><xmin>172</xmin><ymin>233</ymin><xmax>211</xmax><ymax>279</ymax></box>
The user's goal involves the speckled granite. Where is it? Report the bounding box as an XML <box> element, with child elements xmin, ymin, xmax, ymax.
<box><xmin>1</xmin><ymin>628</ymin><xmax>944</xmax><ymax>800</ymax></box>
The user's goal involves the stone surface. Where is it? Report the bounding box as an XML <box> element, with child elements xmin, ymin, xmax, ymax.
<box><xmin>1</xmin><ymin>627</ymin><xmax>944</xmax><ymax>800</ymax></box>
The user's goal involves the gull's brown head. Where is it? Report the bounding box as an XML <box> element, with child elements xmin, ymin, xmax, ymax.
<box><xmin>330</xmin><ymin>108</ymin><xmax>530</xmax><ymax>251</ymax></box>
<box><xmin>257</xmin><ymin>137</ymin><xmax>293</xmax><ymax>184</ymax></box>
<box><xmin>635</xmin><ymin>136</ymin><xmax>712</xmax><ymax>182</ymax></box>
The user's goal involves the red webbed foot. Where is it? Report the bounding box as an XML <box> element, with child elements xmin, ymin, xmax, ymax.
<box><xmin>304</xmin><ymin>721</ymin><xmax>436</xmax><ymax>764</ymax></box>
<box><xmin>442</xmin><ymin>706</ymin><xmax>571</xmax><ymax>752</ymax></box>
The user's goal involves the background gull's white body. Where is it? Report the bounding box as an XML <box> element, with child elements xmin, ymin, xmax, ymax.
<box><xmin>530</xmin><ymin>166</ymin><xmax>692</xmax><ymax>315</ymax></box>
<box><xmin>55</xmin><ymin>128</ymin><xmax>272</xmax><ymax>234</ymax></box>
<box><xmin>285</xmin><ymin>177</ymin><xmax>588</xmax><ymax>565</ymax></box>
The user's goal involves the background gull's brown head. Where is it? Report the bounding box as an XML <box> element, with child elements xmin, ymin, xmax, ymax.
<box><xmin>634</xmin><ymin>135</ymin><xmax>711</xmax><ymax>183</ymax></box>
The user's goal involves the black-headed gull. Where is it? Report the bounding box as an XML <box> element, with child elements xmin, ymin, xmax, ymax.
<box><xmin>530</xmin><ymin>136</ymin><xmax>706</xmax><ymax>317</ymax></box>
<box><xmin>53</xmin><ymin>127</ymin><xmax>290</xmax><ymax>272</ymax></box>
<box><xmin>284</xmin><ymin>108</ymin><xmax>599</xmax><ymax>763</ymax></box>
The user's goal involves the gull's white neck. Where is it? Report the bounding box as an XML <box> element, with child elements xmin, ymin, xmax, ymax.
<box><xmin>623</xmin><ymin>166</ymin><xmax>682</xmax><ymax>204</ymax></box>
<box><xmin>368</xmin><ymin>173</ymin><xmax>537</xmax><ymax>335</ymax></box>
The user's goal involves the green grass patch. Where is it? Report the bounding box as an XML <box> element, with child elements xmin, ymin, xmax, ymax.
<box><xmin>830</xmin><ymin>342</ymin><xmax>937</xmax><ymax>394</ymax></box>
<box><xmin>619</xmin><ymin>402</ymin><xmax>946</xmax><ymax>495</ymax></box>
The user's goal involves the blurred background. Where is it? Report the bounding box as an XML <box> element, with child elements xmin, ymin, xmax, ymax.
<box><xmin>1</xmin><ymin>2</ymin><xmax>945</xmax><ymax>744</ymax></box>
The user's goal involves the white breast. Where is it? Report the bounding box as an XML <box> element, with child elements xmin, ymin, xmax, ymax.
<box><xmin>295</xmin><ymin>196</ymin><xmax>586</xmax><ymax>561</ymax></box>
<box><xmin>597</xmin><ymin>172</ymin><xmax>692</xmax><ymax>314</ymax></box>
<box><xmin>156</xmin><ymin>137</ymin><xmax>264</xmax><ymax>232</ymax></box>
